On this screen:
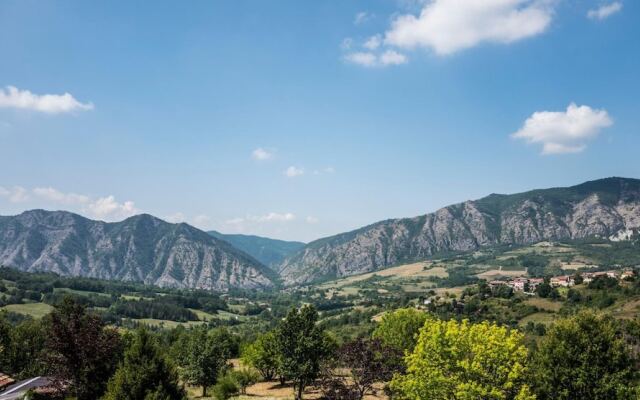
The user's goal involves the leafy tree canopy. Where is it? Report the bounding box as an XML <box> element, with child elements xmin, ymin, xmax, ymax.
<box><xmin>390</xmin><ymin>319</ymin><xmax>534</xmax><ymax>400</ymax></box>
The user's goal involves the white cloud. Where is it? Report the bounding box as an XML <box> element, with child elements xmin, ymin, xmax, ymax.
<box><xmin>305</xmin><ymin>216</ymin><xmax>319</xmax><ymax>224</ymax></box>
<box><xmin>0</xmin><ymin>186</ymin><xmax>30</xmax><ymax>203</ymax></box>
<box><xmin>251</xmin><ymin>147</ymin><xmax>274</xmax><ymax>161</ymax></box>
<box><xmin>284</xmin><ymin>166</ymin><xmax>305</xmax><ymax>178</ymax></box>
<box><xmin>363</xmin><ymin>35</ymin><xmax>382</xmax><ymax>50</ymax></box>
<box><xmin>345</xmin><ymin>50</ymin><xmax>408</xmax><ymax>67</ymax></box>
<box><xmin>256</xmin><ymin>212</ymin><xmax>296</xmax><ymax>222</ymax></box>
<box><xmin>344</xmin><ymin>52</ymin><xmax>378</xmax><ymax>67</ymax></box>
<box><xmin>223</xmin><ymin>212</ymin><xmax>297</xmax><ymax>234</ymax></box>
<box><xmin>165</xmin><ymin>212</ymin><xmax>187</xmax><ymax>223</ymax></box>
<box><xmin>587</xmin><ymin>2</ymin><xmax>622</xmax><ymax>20</ymax></box>
<box><xmin>85</xmin><ymin>196</ymin><xmax>138</xmax><ymax>220</ymax></box>
<box><xmin>324</xmin><ymin>166</ymin><xmax>336</xmax><ymax>174</ymax></box>
<box><xmin>0</xmin><ymin>86</ymin><xmax>94</xmax><ymax>114</ymax></box>
<box><xmin>384</xmin><ymin>0</ymin><xmax>554</xmax><ymax>55</ymax></box>
<box><xmin>380</xmin><ymin>50</ymin><xmax>409</xmax><ymax>65</ymax></box>
<box><xmin>1</xmin><ymin>185</ymin><xmax>138</xmax><ymax>221</ymax></box>
<box><xmin>193</xmin><ymin>214</ymin><xmax>212</xmax><ymax>228</ymax></box>
<box><xmin>512</xmin><ymin>103</ymin><xmax>613</xmax><ymax>155</ymax></box>
<box><xmin>354</xmin><ymin>11</ymin><xmax>372</xmax><ymax>25</ymax></box>
<box><xmin>33</xmin><ymin>187</ymin><xmax>90</xmax><ymax>205</ymax></box>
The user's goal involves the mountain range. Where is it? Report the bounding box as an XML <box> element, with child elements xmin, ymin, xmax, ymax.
<box><xmin>277</xmin><ymin>177</ymin><xmax>640</xmax><ymax>284</ymax></box>
<box><xmin>1</xmin><ymin>177</ymin><xmax>639</xmax><ymax>289</ymax></box>
<box><xmin>207</xmin><ymin>231</ymin><xmax>304</xmax><ymax>268</ymax></box>
<box><xmin>0</xmin><ymin>210</ymin><xmax>276</xmax><ymax>290</ymax></box>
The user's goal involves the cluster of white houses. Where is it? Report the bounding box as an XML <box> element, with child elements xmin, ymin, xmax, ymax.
<box><xmin>489</xmin><ymin>269</ymin><xmax>636</xmax><ymax>293</ymax></box>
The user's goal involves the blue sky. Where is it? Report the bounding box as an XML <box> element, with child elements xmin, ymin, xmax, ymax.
<box><xmin>0</xmin><ymin>0</ymin><xmax>638</xmax><ymax>242</ymax></box>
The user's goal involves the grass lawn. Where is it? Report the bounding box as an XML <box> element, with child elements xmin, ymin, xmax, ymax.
<box><xmin>2</xmin><ymin>302</ymin><xmax>54</xmax><ymax>318</ymax></box>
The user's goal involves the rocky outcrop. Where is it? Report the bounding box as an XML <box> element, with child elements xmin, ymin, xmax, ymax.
<box><xmin>0</xmin><ymin>210</ymin><xmax>275</xmax><ymax>290</ymax></box>
<box><xmin>279</xmin><ymin>177</ymin><xmax>640</xmax><ymax>284</ymax></box>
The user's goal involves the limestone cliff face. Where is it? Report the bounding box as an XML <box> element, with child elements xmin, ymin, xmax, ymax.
<box><xmin>279</xmin><ymin>178</ymin><xmax>640</xmax><ymax>284</ymax></box>
<box><xmin>0</xmin><ymin>210</ymin><xmax>275</xmax><ymax>290</ymax></box>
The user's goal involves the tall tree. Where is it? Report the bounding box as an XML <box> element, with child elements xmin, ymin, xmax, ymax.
<box><xmin>390</xmin><ymin>319</ymin><xmax>535</xmax><ymax>400</ymax></box>
<box><xmin>531</xmin><ymin>311</ymin><xmax>638</xmax><ymax>400</ymax></box>
<box><xmin>103</xmin><ymin>329</ymin><xmax>185</xmax><ymax>400</ymax></box>
<box><xmin>241</xmin><ymin>331</ymin><xmax>280</xmax><ymax>381</ymax></box>
<box><xmin>275</xmin><ymin>305</ymin><xmax>333</xmax><ymax>400</ymax></box>
<box><xmin>6</xmin><ymin>318</ymin><xmax>47</xmax><ymax>378</ymax></box>
<box><xmin>372</xmin><ymin>308</ymin><xmax>428</xmax><ymax>354</ymax></box>
<box><xmin>0</xmin><ymin>313</ymin><xmax>12</xmax><ymax>372</ymax></box>
<box><xmin>43</xmin><ymin>297</ymin><xmax>122</xmax><ymax>400</ymax></box>
<box><xmin>176</xmin><ymin>327</ymin><xmax>234</xmax><ymax>397</ymax></box>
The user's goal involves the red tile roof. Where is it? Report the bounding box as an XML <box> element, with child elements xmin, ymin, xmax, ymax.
<box><xmin>0</xmin><ymin>373</ymin><xmax>15</xmax><ymax>389</ymax></box>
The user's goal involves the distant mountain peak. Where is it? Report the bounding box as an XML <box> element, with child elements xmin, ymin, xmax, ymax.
<box><xmin>208</xmin><ymin>231</ymin><xmax>305</xmax><ymax>268</ymax></box>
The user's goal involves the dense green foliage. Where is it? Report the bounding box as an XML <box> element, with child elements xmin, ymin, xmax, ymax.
<box><xmin>275</xmin><ymin>305</ymin><xmax>334</xmax><ymax>400</ymax></box>
<box><xmin>372</xmin><ymin>308</ymin><xmax>428</xmax><ymax>354</ymax></box>
<box><xmin>173</xmin><ymin>327</ymin><xmax>236</xmax><ymax>397</ymax></box>
<box><xmin>531</xmin><ymin>311</ymin><xmax>638</xmax><ymax>399</ymax></box>
<box><xmin>104</xmin><ymin>329</ymin><xmax>185</xmax><ymax>400</ymax></box>
<box><xmin>390</xmin><ymin>319</ymin><xmax>535</xmax><ymax>400</ymax></box>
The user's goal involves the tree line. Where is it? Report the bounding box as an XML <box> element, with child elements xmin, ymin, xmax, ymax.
<box><xmin>2</xmin><ymin>297</ymin><xmax>640</xmax><ymax>399</ymax></box>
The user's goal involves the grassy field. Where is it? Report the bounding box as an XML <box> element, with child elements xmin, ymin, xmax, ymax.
<box><xmin>54</xmin><ymin>287</ymin><xmax>112</xmax><ymax>297</ymax></box>
<box><xmin>524</xmin><ymin>297</ymin><xmax>563</xmax><ymax>312</ymax></box>
<box><xmin>124</xmin><ymin>318</ymin><xmax>205</xmax><ymax>329</ymax></box>
<box><xmin>476</xmin><ymin>267</ymin><xmax>527</xmax><ymax>280</ymax></box>
<box><xmin>519</xmin><ymin>312</ymin><xmax>557</xmax><ymax>326</ymax></box>
<box><xmin>319</xmin><ymin>262</ymin><xmax>446</xmax><ymax>290</ymax></box>
<box><xmin>318</xmin><ymin>262</ymin><xmax>448</xmax><ymax>298</ymax></box>
<box><xmin>2</xmin><ymin>302</ymin><xmax>54</xmax><ymax>318</ymax></box>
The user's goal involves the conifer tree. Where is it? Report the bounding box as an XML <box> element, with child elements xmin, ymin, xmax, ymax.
<box><xmin>104</xmin><ymin>329</ymin><xmax>185</xmax><ymax>400</ymax></box>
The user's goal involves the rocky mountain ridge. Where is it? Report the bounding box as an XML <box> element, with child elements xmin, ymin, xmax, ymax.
<box><xmin>0</xmin><ymin>210</ymin><xmax>276</xmax><ymax>290</ymax></box>
<box><xmin>278</xmin><ymin>177</ymin><xmax>640</xmax><ymax>284</ymax></box>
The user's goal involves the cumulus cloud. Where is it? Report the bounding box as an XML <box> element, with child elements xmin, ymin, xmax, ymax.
<box><xmin>32</xmin><ymin>187</ymin><xmax>90</xmax><ymax>205</ymax></box>
<box><xmin>383</xmin><ymin>0</ymin><xmax>554</xmax><ymax>55</ymax></box>
<box><xmin>284</xmin><ymin>166</ymin><xmax>305</xmax><ymax>178</ymax></box>
<box><xmin>0</xmin><ymin>185</ymin><xmax>138</xmax><ymax>220</ymax></box>
<box><xmin>0</xmin><ymin>86</ymin><xmax>94</xmax><ymax>114</ymax></box>
<box><xmin>512</xmin><ymin>103</ymin><xmax>613</xmax><ymax>155</ymax></box>
<box><xmin>84</xmin><ymin>196</ymin><xmax>137</xmax><ymax>220</ymax></box>
<box><xmin>251</xmin><ymin>147</ymin><xmax>274</xmax><ymax>161</ymax></box>
<box><xmin>587</xmin><ymin>2</ymin><xmax>622</xmax><ymax>20</ymax></box>
<box><xmin>363</xmin><ymin>35</ymin><xmax>382</xmax><ymax>50</ymax></box>
<box><xmin>0</xmin><ymin>186</ymin><xmax>30</xmax><ymax>203</ymax></box>
<box><xmin>345</xmin><ymin>50</ymin><xmax>408</xmax><ymax>67</ymax></box>
<box><xmin>380</xmin><ymin>50</ymin><xmax>409</xmax><ymax>65</ymax></box>
<box><xmin>305</xmin><ymin>216</ymin><xmax>319</xmax><ymax>224</ymax></box>
<box><xmin>344</xmin><ymin>52</ymin><xmax>378</xmax><ymax>67</ymax></box>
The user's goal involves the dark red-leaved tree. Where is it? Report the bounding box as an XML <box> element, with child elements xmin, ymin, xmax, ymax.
<box><xmin>319</xmin><ymin>338</ymin><xmax>402</xmax><ymax>400</ymax></box>
<box><xmin>43</xmin><ymin>297</ymin><xmax>122</xmax><ymax>400</ymax></box>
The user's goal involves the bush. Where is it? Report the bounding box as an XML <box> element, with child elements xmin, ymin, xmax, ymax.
<box><xmin>212</xmin><ymin>373</ymin><xmax>239</xmax><ymax>400</ymax></box>
<box><xmin>231</xmin><ymin>368</ymin><xmax>259</xmax><ymax>394</ymax></box>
